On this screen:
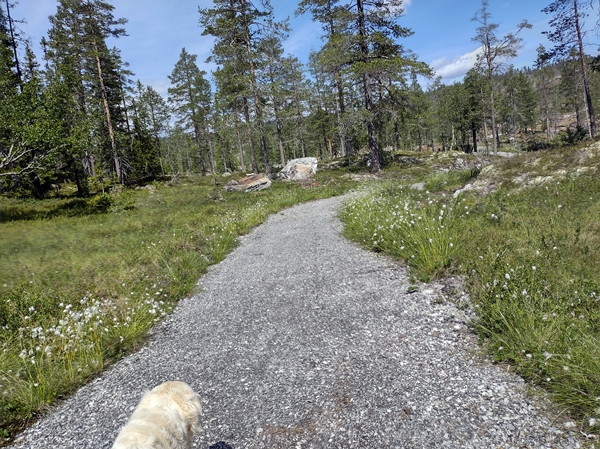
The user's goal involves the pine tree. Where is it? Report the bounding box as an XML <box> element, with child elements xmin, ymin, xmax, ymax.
<box><xmin>284</xmin><ymin>56</ymin><xmax>310</xmax><ymax>159</ymax></box>
<box><xmin>213</xmin><ymin>59</ymin><xmax>254</xmax><ymax>172</ymax></box>
<box><xmin>141</xmin><ymin>85</ymin><xmax>170</xmax><ymax>175</ymax></box>
<box><xmin>200</xmin><ymin>0</ymin><xmax>288</xmax><ymax>176</ymax></box>
<box><xmin>302</xmin><ymin>0</ymin><xmax>427</xmax><ymax>171</ymax></box>
<box><xmin>168</xmin><ymin>48</ymin><xmax>211</xmax><ymax>175</ymax></box>
<box><xmin>471</xmin><ymin>0</ymin><xmax>531</xmax><ymax>155</ymax></box>
<box><xmin>44</xmin><ymin>0</ymin><xmax>130</xmax><ymax>188</ymax></box>
<box><xmin>542</xmin><ymin>0</ymin><xmax>596</xmax><ymax>138</ymax></box>
<box><xmin>534</xmin><ymin>46</ymin><xmax>557</xmax><ymax>141</ymax></box>
<box><xmin>297</xmin><ymin>0</ymin><xmax>352</xmax><ymax>157</ymax></box>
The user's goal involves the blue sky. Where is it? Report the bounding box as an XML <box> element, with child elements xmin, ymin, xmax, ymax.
<box><xmin>11</xmin><ymin>1</ymin><xmax>593</xmax><ymax>96</ymax></box>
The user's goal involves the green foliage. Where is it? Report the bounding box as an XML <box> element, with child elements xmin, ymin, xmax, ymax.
<box><xmin>168</xmin><ymin>48</ymin><xmax>213</xmax><ymax>175</ymax></box>
<box><xmin>458</xmin><ymin>176</ymin><xmax>600</xmax><ymax>428</ymax></box>
<box><xmin>558</xmin><ymin>125</ymin><xmax>588</xmax><ymax>145</ymax></box>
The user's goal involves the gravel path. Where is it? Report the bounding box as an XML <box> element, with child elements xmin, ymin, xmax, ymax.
<box><xmin>10</xmin><ymin>196</ymin><xmax>578</xmax><ymax>449</ymax></box>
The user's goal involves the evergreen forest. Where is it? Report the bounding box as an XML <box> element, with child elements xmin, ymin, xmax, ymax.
<box><xmin>0</xmin><ymin>0</ymin><xmax>598</xmax><ymax>196</ymax></box>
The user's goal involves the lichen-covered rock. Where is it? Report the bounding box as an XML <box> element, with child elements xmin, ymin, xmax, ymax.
<box><xmin>223</xmin><ymin>174</ymin><xmax>271</xmax><ymax>192</ymax></box>
<box><xmin>279</xmin><ymin>157</ymin><xmax>318</xmax><ymax>181</ymax></box>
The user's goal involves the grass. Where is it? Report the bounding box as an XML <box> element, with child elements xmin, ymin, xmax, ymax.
<box><xmin>340</xmin><ymin>147</ymin><xmax>600</xmax><ymax>436</ymax></box>
<box><xmin>0</xmin><ymin>171</ymin><xmax>355</xmax><ymax>444</ymax></box>
<box><xmin>341</xmin><ymin>183</ymin><xmax>465</xmax><ymax>282</ymax></box>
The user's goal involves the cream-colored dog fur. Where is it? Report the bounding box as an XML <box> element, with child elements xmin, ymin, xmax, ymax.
<box><xmin>112</xmin><ymin>381</ymin><xmax>202</xmax><ymax>449</ymax></box>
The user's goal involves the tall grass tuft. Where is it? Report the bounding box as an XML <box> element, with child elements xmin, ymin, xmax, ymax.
<box><xmin>341</xmin><ymin>183</ymin><xmax>463</xmax><ymax>281</ymax></box>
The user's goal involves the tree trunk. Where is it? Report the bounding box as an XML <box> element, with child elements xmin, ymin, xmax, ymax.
<box><xmin>471</xmin><ymin>125</ymin><xmax>478</xmax><ymax>153</ymax></box>
<box><xmin>235</xmin><ymin>120</ymin><xmax>246</xmax><ymax>171</ymax></box>
<box><xmin>92</xmin><ymin>41</ymin><xmax>122</xmax><ymax>183</ymax></box>
<box><xmin>276</xmin><ymin>117</ymin><xmax>285</xmax><ymax>167</ymax></box>
<box><xmin>205</xmin><ymin>120</ymin><xmax>215</xmax><ymax>174</ymax></box>
<box><xmin>123</xmin><ymin>96</ymin><xmax>135</xmax><ymax>167</ymax></box>
<box><xmin>301</xmin><ymin>134</ymin><xmax>307</xmax><ymax>158</ymax></box>
<box><xmin>574</xmin><ymin>0</ymin><xmax>596</xmax><ymax>138</ymax></box>
<box><xmin>193</xmin><ymin>121</ymin><xmax>207</xmax><ymax>175</ymax></box>
<box><xmin>243</xmin><ymin>97</ymin><xmax>258</xmax><ymax>173</ymax></box>
<box><xmin>149</xmin><ymin>102</ymin><xmax>165</xmax><ymax>175</ymax></box>
<box><xmin>269</xmin><ymin>67</ymin><xmax>285</xmax><ymax>166</ymax></box>
<box><xmin>483</xmin><ymin>119</ymin><xmax>490</xmax><ymax>156</ymax></box>
<box><xmin>328</xmin><ymin>0</ymin><xmax>351</xmax><ymax>158</ymax></box>
<box><xmin>357</xmin><ymin>0</ymin><xmax>381</xmax><ymax>172</ymax></box>
<box><xmin>489</xmin><ymin>77</ymin><xmax>498</xmax><ymax>156</ymax></box>
<box><xmin>201</xmin><ymin>105</ymin><xmax>215</xmax><ymax>173</ymax></box>
<box><xmin>295</xmin><ymin>95</ymin><xmax>307</xmax><ymax>159</ymax></box>
<box><xmin>5</xmin><ymin>0</ymin><xmax>22</xmax><ymax>91</ymax></box>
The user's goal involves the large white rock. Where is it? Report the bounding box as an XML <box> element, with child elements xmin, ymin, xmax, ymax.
<box><xmin>279</xmin><ymin>157</ymin><xmax>318</xmax><ymax>181</ymax></box>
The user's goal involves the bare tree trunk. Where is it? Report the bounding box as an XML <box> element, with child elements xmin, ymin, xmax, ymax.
<box><xmin>193</xmin><ymin>122</ymin><xmax>207</xmax><ymax>175</ymax></box>
<box><xmin>205</xmin><ymin>121</ymin><xmax>215</xmax><ymax>173</ymax></box>
<box><xmin>241</xmin><ymin>1</ymin><xmax>270</xmax><ymax>176</ymax></box>
<box><xmin>235</xmin><ymin>120</ymin><xmax>246</xmax><ymax>171</ymax></box>
<box><xmin>295</xmin><ymin>95</ymin><xmax>307</xmax><ymax>159</ymax></box>
<box><xmin>243</xmin><ymin>98</ymin><xmax>258</xmax><ymax>173</ymax></box>
<box><xmin>276</xmin><ymin>117</ymin><xmax>285</xmax><ymax>166</ymax></box>
<box><xmin>122</xmin><ymin>95</ymin><xmax>139</xmax><ymax>177</ymax></box>
<box><xmin>92</xmin><ymin>41</ymin><xmax>122</xmax><ymax>183</ymax></box>
<box><xmin>483</xmin><ymin>119</ymin><xmax>490</xmax><ymax>156</ymax></box>
<box><xmin>488</xmin><ymin>76</ymin><xmax>498</xmax><ymax>156</ymax></box>
<box><xmin>5</xmin><ymin>0</ymin><xmax>22</xmax><ymax>91</ymax></box>
<box><xmin>574</xmin><ymin>0</ymin><xmax>596</xmax><ymax>138</ymax></box>
<box><xmin>149</xmin><ymin>102</ymin><xmax>165</xmax><ymax>175</ymax></box>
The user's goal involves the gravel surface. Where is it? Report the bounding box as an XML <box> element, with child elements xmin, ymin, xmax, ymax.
<box><xmin>9</xmin><ymin>196</ymin><xmax>579</xmax><ymax>449</ymax></box>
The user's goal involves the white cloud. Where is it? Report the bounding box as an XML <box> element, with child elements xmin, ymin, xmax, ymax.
<box><xmin>431</xmin><ymin>47</ymin><xmax>482</xmax><ymax>81</ymax></box>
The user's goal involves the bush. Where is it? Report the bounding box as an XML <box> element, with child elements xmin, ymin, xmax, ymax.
<box><xmin>557</xmin><ymin>125</ymin><xmax>588</xmax><ymax>146</ymax></box>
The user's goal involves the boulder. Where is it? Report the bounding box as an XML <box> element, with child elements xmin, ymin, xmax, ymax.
<box><xmin>223</xmin><ymin>174</ymin><xmax>271</xmax><ymax>192</ymax></box>
<box><xmin>279</xmin><ymin>157</ymin><xmax>318</xmax><ymax>181</ymax></box>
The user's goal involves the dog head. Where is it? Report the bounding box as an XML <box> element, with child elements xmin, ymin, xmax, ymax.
<box><xmin>153</xmin><ymin>381</ymin><xmax>203</xmax><ymax>434</ymax></box>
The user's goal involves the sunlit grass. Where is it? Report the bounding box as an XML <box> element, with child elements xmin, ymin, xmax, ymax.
<box><xmin>341</xmin><ymin>183</ymin><xmax>465</xmax><ymax>281</ymax></box>
<box><xmin>0</xmin><ymin>172</ymin><xmax>354</xmax><ymax>443</ymax></box>
<box><xmin>340</xmin><ymin>151</ymin><xmax>600</xmax><ymax>433</ymax></box>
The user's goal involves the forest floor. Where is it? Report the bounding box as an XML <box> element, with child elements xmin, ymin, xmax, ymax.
<box><xmin>6</xmin><ymin>193</ymin><xmax>583</xmax><ymax>448</ymax></box>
